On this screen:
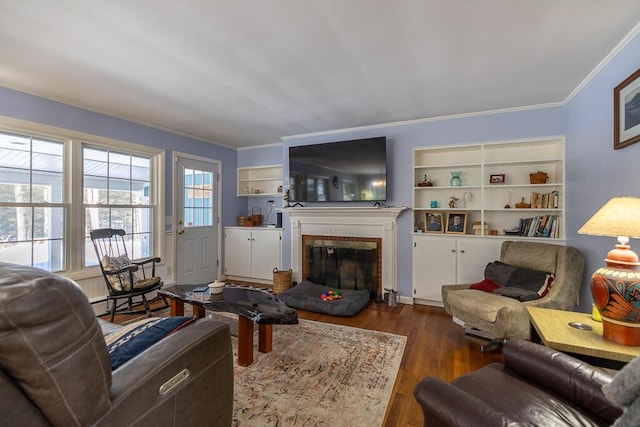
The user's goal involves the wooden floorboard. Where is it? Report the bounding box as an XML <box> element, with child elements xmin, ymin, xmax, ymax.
<box><xmin>104</xmin><ymin>292</ymin><xmax>503</xmax><ymax>427</ymax></box>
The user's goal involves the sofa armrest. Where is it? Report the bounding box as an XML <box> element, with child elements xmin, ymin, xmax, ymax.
<box><xmin>503</xmin><ymin>339</ymin><xmax>621</xmax><ymax>424</ymax></box>
<box><xmin>414</xmin><ymin>376</ymin><xmax>516</xmax><ymax>427</ymax></box>
<box><xmin>441</xmin><ymin>283</ymin><xmax>473</xmax><ymax>315</ymax></box>
<box><xmin>96</xmin><ymin>319</ymin><xmax>233</xmax><ymax>426</ymax></box>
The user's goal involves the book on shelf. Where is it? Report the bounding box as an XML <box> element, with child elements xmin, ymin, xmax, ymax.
<box><xmin>517</xmin><ymin>215</ymin><xmax>559</xmax><ymax>238</ymax></box>
<box><xmin>529</xmin><ymin>190</ymin><xmax>559</xmax><ymax>209</ymax></box>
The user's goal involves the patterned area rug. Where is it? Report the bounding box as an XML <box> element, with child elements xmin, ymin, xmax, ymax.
<box><xmin>152</xmin><ymin>308</ymin><xmax>406</xmax><ymax>426</ymax></box>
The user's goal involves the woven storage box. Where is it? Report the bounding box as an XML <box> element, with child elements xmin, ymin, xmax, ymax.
<box><xmin>273</xmin><ymin>268</ymin><xmax>292</xmax><ymax>294</ymax></box>
<box><xmin>237</xmin><ymin>216</ymin><xmax>252</xmax><ymax>226</ymax></box>
<box><xmin>529</xmin><ymin>171</ymin><xmax>548</xmax><ymax>184</ymax></box>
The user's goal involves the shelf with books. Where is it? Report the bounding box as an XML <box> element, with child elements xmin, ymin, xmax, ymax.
<box><xmin>412</xmin><ymin>136</ymin><xmax>565</xmax><ymax>239</ymax></box>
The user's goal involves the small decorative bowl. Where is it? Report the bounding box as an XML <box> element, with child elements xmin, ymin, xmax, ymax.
<box><xmin>208</xmin><ymin>281</ymin><xmax>225</xmax><ymax>295</ymax></box>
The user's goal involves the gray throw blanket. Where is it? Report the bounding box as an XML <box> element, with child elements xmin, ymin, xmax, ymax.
<box><xmin>603</xmin><ymin>356</ymin><xmax>640</xmax><ymax>426</ymax></box>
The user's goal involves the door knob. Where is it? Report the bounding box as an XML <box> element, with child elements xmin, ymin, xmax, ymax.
<box><xmin>178</xmin><ymin>230</ymin><xmax>185</xmax><ymax>235</ymax></box>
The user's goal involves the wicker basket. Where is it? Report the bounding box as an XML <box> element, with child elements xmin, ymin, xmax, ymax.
<box><xmin>273</xmin><ymin>268</ymin><xmax>292</xmax><ymax>294</ymax></box>
<box><xmin>529</xmin><ymin>171</ymin><xmax>548</xmax><ymax>184</ymax></box>
<box><xmin>237</xmin><ymin>216</ymin><xmax>253</xmax><ymax>226</ymax></box>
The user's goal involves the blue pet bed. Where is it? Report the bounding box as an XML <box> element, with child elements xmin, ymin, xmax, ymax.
<box><xmin>276</xmin><ymin>280</ymin><xmax>370</xmax><ymax>317</ymax></box>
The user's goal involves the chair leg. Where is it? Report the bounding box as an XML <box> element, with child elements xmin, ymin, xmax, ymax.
<box><xmin>110</xmin><ymin>300</ymin><xmax>117</xmax><ymax>323</ymax></box>
<box><xmin>142</xmin><ymin>295</ymin><xmax>152</xmax><ymax>317</ymax></box>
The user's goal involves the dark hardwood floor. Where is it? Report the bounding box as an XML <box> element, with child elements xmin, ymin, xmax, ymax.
<box><xmin>105</xmin><ymin>291</ymin><xmax>503</xmax><ymax>427</ymax></box>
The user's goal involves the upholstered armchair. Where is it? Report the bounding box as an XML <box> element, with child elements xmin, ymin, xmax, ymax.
<box><xmin>0</xmin><ymin>262</ymin><xmax>233</xmax><ymax>426</ymax></box>
<box><xmin>442</xmin><ymin>241</ymin><xmax>585</xmax><ymax>345</ymax></box>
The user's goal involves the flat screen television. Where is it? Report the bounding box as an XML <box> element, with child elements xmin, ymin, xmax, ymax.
<box><xmin>288</xmin><ymin>137</ymin><xmax>387</xmax><ymax>203</ymax></box>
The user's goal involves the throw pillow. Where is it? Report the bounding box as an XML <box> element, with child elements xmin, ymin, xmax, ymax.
<box><xmin>484</xmin><ymin>261</ymin><xmax>518</xmax><ymax>287</ymax></box>
<box><xmin>469</xmin><ymin>278</ymin><xmax>501</xmax><ymax>293</ymax></box>
<box><xmin>101</xmin><ymin>255</ymin><xmax>139</xmax><ymax>291</ymax></box>
<box><xmin>105</xmin><ymin>316</ymin><xmax>195</xmax><ymax>370</ymax></box>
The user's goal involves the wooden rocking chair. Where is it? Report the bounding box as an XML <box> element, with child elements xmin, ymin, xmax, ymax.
<box><xmin>90</xmin><ymin>228</ymin><xmax>168</xmax><ymax>321</ymax></box>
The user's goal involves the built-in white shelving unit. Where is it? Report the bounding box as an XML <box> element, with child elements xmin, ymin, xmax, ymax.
<box><xmin>412</xmin><ymin>136</ymin><xmax>565</xmax><ymax>240</ymax></box>
<box><xmin>237</xmin><ymin>164</ymin><xmax>283</xmax><ymax>197</ymax></box>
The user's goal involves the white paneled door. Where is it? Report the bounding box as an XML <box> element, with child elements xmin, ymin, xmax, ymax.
<box><xmin>175</xmin><ymin>154</ymin><xmax>220</xmax><ymax>284</ymax></box>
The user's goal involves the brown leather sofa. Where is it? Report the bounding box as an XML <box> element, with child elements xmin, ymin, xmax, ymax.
<box><xmin>414</xmin><ymin>339</ymin><xmax>622</xmax><ymax>426</ymax></box>
<box><xmin>0</xmin><ymin>262</ymin><xmax>234</xmax><ymax>426</ymax></box>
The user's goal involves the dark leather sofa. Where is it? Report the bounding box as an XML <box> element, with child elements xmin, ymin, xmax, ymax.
<box><xmin>414</xmin><ymin>339</ymin><xmax>622</xmax><ymax>426</ymax></box>
<box><xmin>0</xmin><ymin>262</ymin><xmax>234</xmax><ymax>426</ymax></box>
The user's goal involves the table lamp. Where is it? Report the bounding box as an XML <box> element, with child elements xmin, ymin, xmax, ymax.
<box><xmin>578</xmin><ymin>197</ymin><xmax>640</xmax><ymax>346</ymax></box>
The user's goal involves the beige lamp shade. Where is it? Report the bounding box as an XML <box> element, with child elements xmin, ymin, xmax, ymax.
<box><xmin>578</xmin><ymin>197</ymin><xmax>640</xmax><ymax>239</ymax></box>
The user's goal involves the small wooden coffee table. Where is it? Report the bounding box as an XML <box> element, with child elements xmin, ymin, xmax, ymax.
<box><xmin>527</xmin><ymin>306</ymin><xmax>640</xmax><ymax>364</ymax></box>
<box><xmin>159</xmin><ymin>285</ymin><xmax>298</xmax><ymax>366</ymax></box>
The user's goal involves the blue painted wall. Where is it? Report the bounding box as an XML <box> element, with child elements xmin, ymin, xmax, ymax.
<box><xmin>0</xmin><ymin>86</ymin><xmax>245</xmax><ymax>229</ymax></box>
<box><xmin>566</xmin><ymin>32</ymin><xmax>640</xmax><ymax>311</ymax></box>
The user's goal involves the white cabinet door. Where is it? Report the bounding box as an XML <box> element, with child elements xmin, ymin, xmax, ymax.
<box><xmin>251</xmin><ymin>230</ymin><xmax>282</xmax><ymax>280</ymax></box>
<box><xmin>224</xmin><ymin>228</ymin><xmax>282</xmax><ymax>280</ymax></box>
<box><xmin>224</xmin><ymin>228</ymin><xmax>252</xmax><ymax>277</ymax></box>
<box><xmin>412</xmin><ymin>235</ymin><xmax>504</xmax><ymax>306</ymax></box>
<box><xmin>412</xmin><ymin>236</ymin><xmax>456</xmax><ymax>304</ymax></box>
<box><xmin>456</xmin><ymin>238</ymin><xmax>503</xmax><ymax>284</ymax></box>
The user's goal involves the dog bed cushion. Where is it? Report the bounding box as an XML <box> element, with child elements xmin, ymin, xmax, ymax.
<box><xmin>277</xmin><ymin>280</ymin><xmax>370</xmax><ymax>317</ymax></box>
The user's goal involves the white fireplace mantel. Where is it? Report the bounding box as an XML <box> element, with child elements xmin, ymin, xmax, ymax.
<box><xmin>284</xmin><ymin>206</ymin><xmax>406</xmax><ymax>291</ymax></box>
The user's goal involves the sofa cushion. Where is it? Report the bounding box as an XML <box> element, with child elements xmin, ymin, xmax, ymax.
<box><xmin>101</xmin><ymin>255</ymin><xmax>139</xmax><ymax>291</ymax></box>
<box><xmin>105</xmin><ymin>316</ymin><xmax>195</xmax><ymax>370</ymax></box>
<box><xmin>446</xmin><ymin>289</ymin><xmax>525</xmax><ymax>323</ymax></box>
<box><xmin>0</xmin><ymin>262</ymin><xmax>111</xmax><ymax>426</ymax></box>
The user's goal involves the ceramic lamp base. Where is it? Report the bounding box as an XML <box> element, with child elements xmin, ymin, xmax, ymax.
<box><xmin>601</xmin><ymin>317</ymin><xmax>640</xmax><ymax>346</ymax></box>
<box><xmin>591</xmin><ymin>258</ymin><xmax>640</xmax><ymax>346</ymax></box>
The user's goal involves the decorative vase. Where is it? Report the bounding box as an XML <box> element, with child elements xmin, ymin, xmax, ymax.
<box><xmin>590</xmin><ymin>242</ymin><xmax>640</xmax><ymax>346</ymax></box>
<box><xmin>450</xmin><ymin>171</ymin><xmax>462</xmax><ymax>187</ymax></box>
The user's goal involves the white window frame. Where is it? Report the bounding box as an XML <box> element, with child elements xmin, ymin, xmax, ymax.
<box><xmin>0</xmin><ymin>116</ymin><xmax>165</xmax><ymax>280</ymax></box>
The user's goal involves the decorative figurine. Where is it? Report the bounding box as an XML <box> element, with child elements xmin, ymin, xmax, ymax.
<box><xmin>449</xmin><ymin>196</ymin><xmax>459</xmax><ymax>208</ymax></box>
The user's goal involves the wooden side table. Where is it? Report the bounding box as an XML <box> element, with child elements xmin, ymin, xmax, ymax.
<box><xmin>527</xmin><ymin>306</ymin><xmax>640</xmax><ymax>364</ymax></box>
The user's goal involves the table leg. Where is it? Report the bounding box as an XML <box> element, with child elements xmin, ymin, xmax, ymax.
<box><xmin>237</xmin><ymin>316</ymin><xmax>254</xmax><ymax>367</ymax></box>
<box><xmin>169</xmin><ymin>298</ymin><xmax>184</xmax><ymax>317</ymax></box>
<box><xmin>192</xmin><ymin>305</ymin><xmax>205</xmax><ymax>319</ymax></box>
<box><xmin>258</xmin><ymin>324</ymin><xmax>272</xmax><ymax>353</ymax></box>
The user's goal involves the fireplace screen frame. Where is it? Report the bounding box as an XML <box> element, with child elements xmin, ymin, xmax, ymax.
<box><xmin>301</xmin><ymin>235</ymin><xmax>382</xmax><ymax>299</ymax></box>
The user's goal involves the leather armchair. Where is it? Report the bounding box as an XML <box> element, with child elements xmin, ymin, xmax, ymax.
<box><xmin>414</xmin><ymin>339</ymin><xmax>622</xmax><ymax>426</ymax></box>
<box><xmin>442</xmin><ymin>240</ymin><xmax>585</xmax><ymax>341</ymax></box>
<box><xmin>0</xmin><ymin>262</ymin><xmax>233</xmax><ymax>426</ymax></box>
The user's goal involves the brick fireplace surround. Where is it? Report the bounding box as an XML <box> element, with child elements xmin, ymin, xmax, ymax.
<box><xmin>284</xmin><ymin>206</ymin><xmax>406</xmax><ymax>297</ymax></box>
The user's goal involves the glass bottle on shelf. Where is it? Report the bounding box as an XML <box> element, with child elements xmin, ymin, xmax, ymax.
<box><xmin>450</xmin><ymin>171</ymin><xmax>462</xmax><ymax>186</ymax></box>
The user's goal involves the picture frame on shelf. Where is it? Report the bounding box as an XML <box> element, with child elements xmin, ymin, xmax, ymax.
<box><xmin>445</xmin><ymin>212</ymin><xmax>467</xmax><ymax>234</ymax></box>
<box><xmin>614</xmin><ymin>66</ymin><xmax>640</xmax><ymax>150</ymax></box>
<box><xmin>425</xmin><ymin>212</ymin><xmax>444</xmax><ymax>233</ymax></box>
<box><xmin>489</xmin><ymin>173</ymin><xmax>505</xmax><ymax>184</ymax></box>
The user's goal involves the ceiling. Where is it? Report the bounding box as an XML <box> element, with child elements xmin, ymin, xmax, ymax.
<box><xmin>1</xmin><ymin>1</ymin><xmax>640</xmax><ymax>149</ymax></box>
